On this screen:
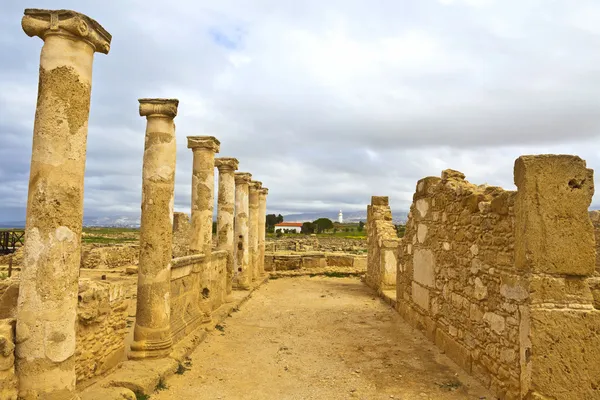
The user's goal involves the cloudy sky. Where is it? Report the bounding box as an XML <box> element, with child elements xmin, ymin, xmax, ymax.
<box><xmin>2</xmin><ymin>0</ymin><xmax>600</xmax><ymax>222</ymax></box>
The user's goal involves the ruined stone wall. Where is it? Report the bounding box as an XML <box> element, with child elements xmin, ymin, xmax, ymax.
<box><xmin>266</xmin><ymin>237</ymin><xmax>367</xmax><ymax>253</ymax></box>
<box><xmin>80</xmin><ymin>244</ymin><xmax>139</xmax><ymax>269</ymax></box>
<box><xmin>170</xmin><ymin>251</ymin><xmax>228</xmax><ymax>344</ymax></box>
<box><xmin>0</xmin><ymin>318</ymin><xmax>16</xmax><ymax>400</ymax></box>
<box><xmin>75</xmin><ymin>280</ymin><xmax>129</xmax><ymax>383</ymax></box>
<box><xmin>399</xmin><ymin>169</ymin><xmax>520</xmax><ymax>398</ymax></box>
<box><xmin>396</xmin><ymin>158</ymin><xmax>600</xmax><ymax>400</ymax></box>
<box><xmin>264</xmin><ymin>252</ymin><xmax>367</xmax><ymax>271</ymax></box>
<box><xmin>0</xmin><ymin>278</ymin><xmax>130</xmax><ymax>389</ymax></box>
<box><xmin>366</xmin><ymin>197</ymin><xmax>400</xmax><ymax>292</ymax></box>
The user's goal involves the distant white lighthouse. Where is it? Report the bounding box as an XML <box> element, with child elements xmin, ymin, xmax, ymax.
<box><xmin>338</xmin><ymin>210</ymin><xmax>343</xmax><ymax>224</ymax></box>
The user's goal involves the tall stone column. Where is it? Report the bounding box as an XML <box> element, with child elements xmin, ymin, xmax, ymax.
<box><xmin>215</xmin><ymin>158</ymin><xmax>239</xmax><ymax>300</ymax></box>
<box><xmin>258</xmin><ymin>188</ymin><xmax>269</xmax><ymax>276</ymax></box>
<box><xmin>16</xmin><ymin>9</ymin><xmax>111</xmax><ymax>399</ymax></box>
<box><xmin>188</xmin><ymin>136</ymin><xmax>220</xmax><ymax>255</ymax></box>
<box><xmin>248</xmin><ymin>181</ymin><xmax>262</xmax><ymax>281</ymax></box>
<box><xmin>233</xmin><ymin>173</ymin><xmax>252</xmax><ymax>289</ymax></box>
<box><xmin>129</xmin><ymin>98</ymin><xmax>179</xmax><ymax>360</ymax></box>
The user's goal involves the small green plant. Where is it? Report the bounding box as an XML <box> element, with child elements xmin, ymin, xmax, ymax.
<box><xmin>0</xmin><ymin>272</ymin><xmax>8</xmax><ymax>280</ymax></box>
<box><xmin>155</xmin><ymin>378</ymin><xmax>168</xmax><ymax>391</ymax></box>
<box><xmin>175</xmin><ymin>363</ymin><xmax>186</xmax><ymax>375</ymax></box>
<box><xmin>135</xmin><ymin>391</ymin><xmax>150</xmax><ymax>400</ymax></box>
<box><xmin>215</xmin><ymin>324</ymin><xmax>225</xmax><ymax>332</ymax></box>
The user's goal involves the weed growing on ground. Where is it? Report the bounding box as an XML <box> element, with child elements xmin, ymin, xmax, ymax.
<box><xmin>135</xmin><ymin>392</ymin><xmax>150</xmax><ymax>400</ymax></box>
<box><xmin>156</xmin><ymin>378</ymin><xmax>168</xmax><ymax>391</ymax></box>
<box><xmin>437</xmin><ymin>379</ymin><xmax>462</xmax><ymax>391</ymax></box>
<box><xmin>215</xmin><ymin>324</ymin><xmax>225</xmax><ymax>332</ymax></box>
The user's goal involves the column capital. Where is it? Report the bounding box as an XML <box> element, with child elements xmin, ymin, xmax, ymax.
<box><xmin>234</xmin><ymin>172</ymin><xmax>252</xmax><ymax>184</ymax></box>
<box><xmin>259</xmin><ymin>188</ymin><xmax>269</xmax><ymax>196</ymax></box>
<box><xmin>22</xmin><ymin>8</ymin><xmax>112</xmax><ymax>54</ymax></box>
<box><xmin>249</xmin><ymin>181</ymin><xmax>262</xmax><ymax>191</ymax></box>
<box><xmin>187</xmin><ymin>136</ymin><xmax>220</xmax><ymax>152</ymax></box>
<box><xmin>139</xmin><ymin>98</ymin><xmax>179</xmax><ymax>119</ymax></box>
<box><xmin>215</xmin><ymin>157</ymin><xmax>239</xmax><ymax>173</ymax></box>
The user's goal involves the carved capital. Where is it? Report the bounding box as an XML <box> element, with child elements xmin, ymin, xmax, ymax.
<box><xmin>22</xmin><ymin>9</ymin><xmax>112</xmax><ymax>54</ymax></box>
<box><xmin>259</xmin><ymin>188</ymin><xmax>269</xmax><ymax>196</ymax></box>
<box><xmin>249</xmin><ymin>181</ymin><xmax>262</xmax><ymax>191</ymax></box>
<box><xmin>234</xmin><ymin>172</ymin><xmax>252</xmax><ymax>185</ymax></box>
<box><xmin>187</xmin><ymin>136</ymin><xmax>220</xmax><ymax>153</ymax></box>
<box><xmin>139</xmin><ymin>98</ymin><xmax>179</xmax><ymax>119</ymax></box>
<box><xmin>215</xmin><ymin>157</ymin><xmax>239</xmax><ymax>173</ymax></box>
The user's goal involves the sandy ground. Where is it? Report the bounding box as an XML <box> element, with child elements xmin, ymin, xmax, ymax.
<box><xmin>153</xmin><ymin>276</ymin><xmax>493</xmax><ymax>400</ymax></box>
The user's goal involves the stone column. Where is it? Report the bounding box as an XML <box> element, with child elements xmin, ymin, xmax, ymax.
<box><xmin>188</xmin><ymin>137</ymin><xmax>220</xmax><ymax>255</ymax></box>
<box><xmin>233</xmin><ymin>173</ymin><xmax>252</xmax><ymax>289</ymax></box>
<box><xmin>258</xmin><ymin>188</ymin><xmax>269</xmax><ymax>276</ymax></box>
<box><xmin>129</xmin><ymin>98</ymin><xmax>179</xmax><ymax>360</ymax></box>
<box><xmin>248</xmin><ymin>181</ymin><xmax>262</xmax><ymax>281</ymax></box>
<box><xmin>16</xmin><ymin>9</ymin><xmax>111</xmax><ymax>399</ymax></box>
<box><xmin>215</xmin><ymin>158</ymin><xmax>239</xmax><ymax>300</ymax></box>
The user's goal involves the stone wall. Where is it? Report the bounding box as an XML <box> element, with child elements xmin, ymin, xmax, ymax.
<box><xmin>266</xmin><ymin>236</ymin><xmax>367</xmax><ymax>253</ymax></box>
<box><xmin>170</xmin><ymin>251</ymin><xmax>228</xmax><ymax>344</ymax></box>
<box><xmin>366</xmin><ymin>196</ymin><xmax>400</xmax><ymax>292</ymax></box>
<box><xmin>75</xmin><ymin>280</ymin><xmax>129</xmax><ymax>383</ymax></box>
<box><xmin>394</xmin><ymin>158</ymin><xmax>600</xmax><ymax>400</ymax></box>
<box><xmin>0</xmin><ymin>318</ymin><xmax>16</xmax><ymax>400</ymax></box>
<box><xmin>80</xmin><ymin>244</ymin><xmax>139</xmax><ymax>269</ymax></box>
<box><xmin>0</xmin><ymin>278</ymin><xmax>130</xmax><ymax>388</ymax></box>
<box><xmin>264</xmin><ymin>252</ymin><xmax>366</xmax><ymax>271</ymax></box>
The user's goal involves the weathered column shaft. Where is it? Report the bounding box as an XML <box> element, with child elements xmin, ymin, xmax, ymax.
<box><xmin>188</xmin><ymin>137</ymin><xmax>220</xmax><ymax>255</ymax></box>
<box><xmin>234</xmin><ymin>173</ymin><xmax>252</xmax><ymax>289</ymax></box>
<box><xmin>258</xmin><ymin>188</ymin><xmax>269</xmax><ymax>276</ymax></box>
<box><xmin>248</xmin><ymin>181</ymin><xmax>262</xmax><ymax>281</ymax></box>
<box><xmin>16</xmin><ymin>9</ymin><xmax>111</xmax><ymax>399</ymax></box>
<box><xmin>215</xmin><ymin>158</ymin><xmax>239</xmax><ymax>298</ymax></box>
<box><xmin>130</xmin><ymin>98</ymin><xmax>179</xmax><ymax>360</ymax></box>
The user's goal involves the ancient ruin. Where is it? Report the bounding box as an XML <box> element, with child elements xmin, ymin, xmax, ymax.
<box><xmin>0</xmin><ymin>6</ymin><xmax>598</xmax><ymax>400</ymax></box>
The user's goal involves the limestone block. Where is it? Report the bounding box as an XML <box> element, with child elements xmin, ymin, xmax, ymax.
<box><xmin>527</xmin><ymin>309</ymin><xmax>600</xmax><ymax>399</ymax></box>
<box><xmin>413</xmin><ymin>249</ymin><xmax>435</xmax><ymax>288</ymax></box>
<box><xmin>483</xmin><ymin>312</ymin><xmax>505</xmax><ymax>334</ymax></box>
<box><xmin>441</xmin><ymin>169</ymin><xmax>466</xmax><ymax>181</ymax></box>
<box><xmin>435</xmin><ymin>327</ymin><xmax>472</xmax><ymax>373</ymax></box>
<box><xmin>514</xmin><ymin>155</ymin><xmax>595</xmax><ymax>276</ymax></box>
<box><xmin>412</xmin><ymin>282</ymin><xmax>430</xmax><ymax>311</ymax></box>
<box><xmin>81</xmin><ymin>387</ymin><xmax>136</xmax><ymax>400</ymax></box>
<box><xmin>371</xmin><ymin>196</ymin><xmax>388</xmax><ymax>206</ymax></box>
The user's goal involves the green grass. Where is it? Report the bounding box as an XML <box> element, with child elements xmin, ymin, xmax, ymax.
<box><xmin>81</xmin><ymin>227</ymin><xmax>139</xmax><ymax>244</ymax></box>
<box><xmin>135</xmin><ymin>392</ymin><xmax>150</xmax><ymax>400</ymax></box>
<box><xmin>0</xmin><ymin>272</ymin><xmax>8</xmax><ymax>280</ymax></box>
<box><xmin>155</xmin><ymin>378</ymin><xmax>168</xmax><ymax>391</ymax></box>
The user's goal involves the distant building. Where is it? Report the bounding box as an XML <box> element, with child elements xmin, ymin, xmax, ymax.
<box><xmin>338</xmin><ymin>210</ymin><xmax>343</xmax><ymax>224</ymax></box>
<box><xmin>275</xmin><ymin>222</ymin><xmax>303</xmax><ymax>233</ymax></box>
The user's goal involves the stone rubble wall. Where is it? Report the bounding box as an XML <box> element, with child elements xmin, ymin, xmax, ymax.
<box><xmin>588</xmin><ymin>210</ymin><xmax>600</xmax><ymax>274</ymax></box>
<box><xmin>366</xmin><ymin>196</ymin><xmax>400</xmax><ymax>292</ymax></box>
<box><xmin>75</xmin><ymin>279</ymin><xmax>129</xmax><ymax>383</ymax></box>
<box><xmin>394</xmin><ymin>158</ymin><xmax>600</xmax><ymax>400</ymax></box>
<box><xmin>265</xmin><ymin>237</ymin><xmax>367</xmax><ymax>253</ymax></box>
<box><xmin>0</xmin><ymin>318</ymin><xmax>16</xmax><ymax>400</ymax></box>
<box><xmin>264</xmin><ymin>252</ymin><xmax>366</xmax><ymax>271</ymax></box>
<box><xmin>80</xmin><ymin>244</ymin><xmax>139</xmax><ymax>269</ymax></box>
<box><xmin>0</xmin><ymin>278</ymin><xmax>130</xmax><ymax>389</ymax></box>
<box><xmin>399</xmin><ymin>169</ymin><xmax>520</xmax><ymax>398</ymax></box>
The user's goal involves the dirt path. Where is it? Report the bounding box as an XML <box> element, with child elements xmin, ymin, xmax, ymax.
<box><xmin>153</xmin><ymin>277</ymin><xmax>493</xmax><ymax>400</ymax></box>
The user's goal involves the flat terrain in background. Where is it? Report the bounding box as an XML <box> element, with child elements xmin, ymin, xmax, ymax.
<box><xmin>153</xmin><ymin>277</ymin><xmax>492</xmax><ymax>400</ymax></box>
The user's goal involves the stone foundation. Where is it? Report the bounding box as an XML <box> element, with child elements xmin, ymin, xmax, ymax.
<box><xmin>264</xmin><ymin>252</ymin><xmax>366</xmax><ymax>271</ymax></box>
<box><xmin>80</xmin><ymin>244</ymin><xmax>139</xmax><ymax>269</ymax></box>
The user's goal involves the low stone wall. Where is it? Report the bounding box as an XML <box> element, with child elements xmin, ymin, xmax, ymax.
<box><xmin>265</xmin><ymin>237</ymin><xmax>367</xmax><ymax>253</ymax></box>
<box><xmin>80</xmin><ymin>244</ymin><xmax>139</xmax><ymax>269</ymax></box>
<box><xmin>170</xmin><ymin>250</ymin><xmax>229</xmax><ymax>344</ymax></box>
<box><xmin>75</xmin><ymin>280</ymin><xmax>129</xmax><ymax>383</ymax></box>
<box><xmin>366</xmin><ymin>196</ymin><xmax>400</xmax><ymax>292</ymax></box>
<box><xmin>264</xmin><ymin>252</ymin><xmax>366</xmax><ymax>271</ymax></box>
<box><xmin>392</xmin><ymin>157</ymin><xmax>600</xmax><ymax>400</ymax></box>
<box><xmin>0</xmin><ymin>318</ymin><xmax>16</xmax><ymax>400</ymax></box>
